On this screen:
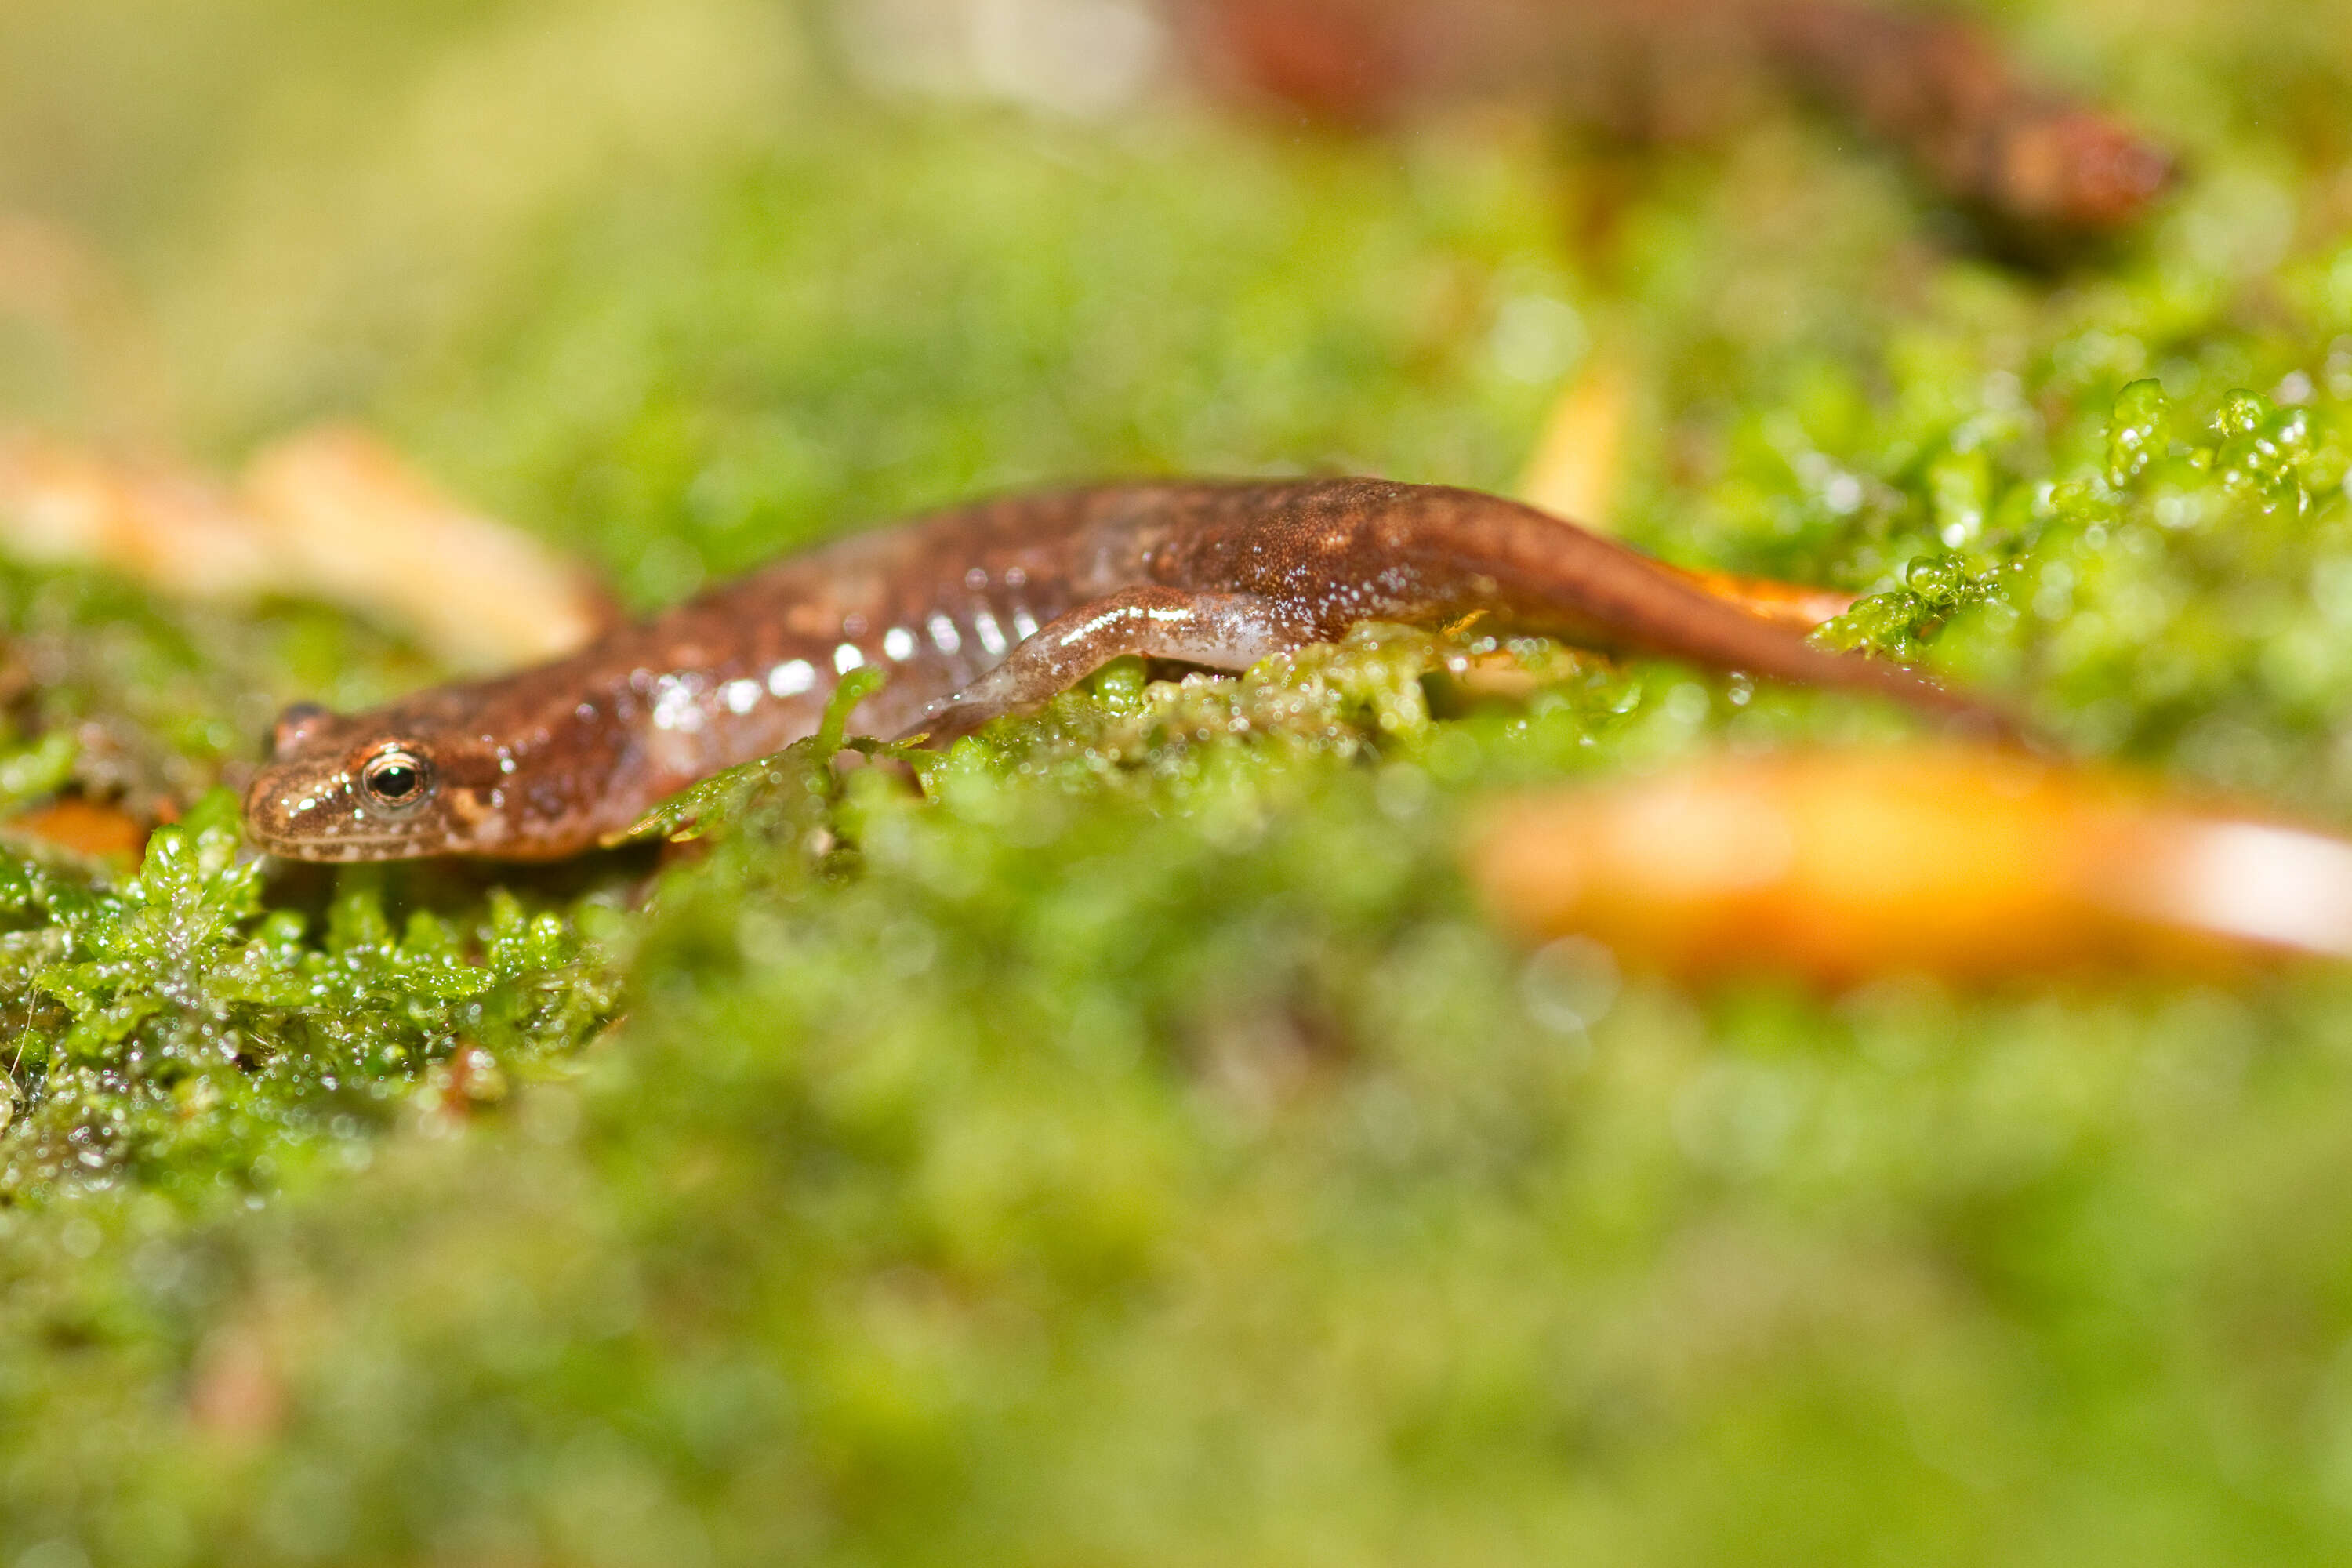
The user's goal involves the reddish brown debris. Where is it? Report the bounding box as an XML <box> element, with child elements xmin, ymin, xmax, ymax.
<box><xmin>1177</xmin><ymin>0</ymin><xmax>2173</xmax><ymax>234</ymax></box>
<box><xmin>5</xmin><ymin>797</ymin><xmax>154</xmax><ymax>865</ymax></box>
<box><xmin>1762</xmin><ymin>2</ymin><xmax>2174</xmax><ymax>233</ymax></box>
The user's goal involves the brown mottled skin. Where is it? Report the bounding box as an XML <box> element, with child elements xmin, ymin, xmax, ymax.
<box><xmin>244</xmin><ymin>479</ymin><xmax>1991</xmax><ymax>861</ymax></box>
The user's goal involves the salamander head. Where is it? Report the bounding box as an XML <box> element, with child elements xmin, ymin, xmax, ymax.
<box><xmin>243</xmin><ymin>699</ymin><xmax>532</xmax><ymax>861</ymax></box>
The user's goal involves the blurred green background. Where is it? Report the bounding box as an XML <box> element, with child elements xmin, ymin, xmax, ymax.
<box><xmin>9</xmin><ymin>0</ymin><xmax>2352</xmax><ymax>1562</ymax></box>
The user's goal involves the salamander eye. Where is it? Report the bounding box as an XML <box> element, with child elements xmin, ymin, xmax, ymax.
<box><xmin>360</xmin><ymin>746</ymin><xmax>433</xmax><ymax>814</ymax></box>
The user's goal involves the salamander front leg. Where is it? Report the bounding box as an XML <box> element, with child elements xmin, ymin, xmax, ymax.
<box><xmin>899</xmin><ymin>586</ymin><xmax>1318</xmax><ymax>743</ymax></box>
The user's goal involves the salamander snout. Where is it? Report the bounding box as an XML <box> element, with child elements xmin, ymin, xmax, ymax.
<box><xmin>243</xmin><ymin>712</ymin><xmax>462</xmax><ymax>862</ymax></box>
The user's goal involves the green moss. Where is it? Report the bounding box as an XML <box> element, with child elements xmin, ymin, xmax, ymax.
<box><xmin>0</xmin><ymin>789</ymin><xmax>619</xmax><ymax>1205</ymax></box>
<box><xmin>11</xmin><ymin>0</ymin><xmax>2352</xmax><ymax>1561</ymax></box>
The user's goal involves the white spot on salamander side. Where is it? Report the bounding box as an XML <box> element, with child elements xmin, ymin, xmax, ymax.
<box><xmin>722</xmin><ymin>677</ymin><xmax>761</xmax><ymax>714</ymax></box>
<box><xmin>928</xmin><ymin>613</ymin><xmax>962</xmax><ymax>655</ymax></box>
<box><xmin>652</xmin><ymin>673</ymin><xmax>706</xmax><ymax>733</ymax></box>
<box><xmin>884</xmin><ymin>626</ymin><xmax>916</xmax><ymax>662</ymax></box>
<box><xmin>973</xmin><ymin>608</ymin><xmax>1007</xmax><ymax>656</ymax></box>
<box><xmin>768</xmin><ymin>659</ymin><xmax>815</xmax><ymax>699</ymax></box>
<box><xmin>834</xmin><ymin>643</ymin><xmax>866</xmax><ymax>674</ymax></box>
<box><xmin>1011</xmin><ymin>603</ymin><xmax>1039</xmax><ymax>639</ymax></box>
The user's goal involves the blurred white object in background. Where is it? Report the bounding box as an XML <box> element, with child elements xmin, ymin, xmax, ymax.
<box><xmin>835</xmin><ymin>0</ymin><xmax>1170</xmax><ymax>117</ymax></box>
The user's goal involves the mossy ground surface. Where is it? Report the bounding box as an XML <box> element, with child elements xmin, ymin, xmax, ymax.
<box><xmin>6</xmin><ymin>1</ymin><xmax>2352</xmax><ymax>1561</ymax></box>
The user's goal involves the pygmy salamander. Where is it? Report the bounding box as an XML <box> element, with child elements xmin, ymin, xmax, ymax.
<box><xmin>243</xmin><ymin>478</ymin><xmax>1984</xmax><ymax>860</ymax></box>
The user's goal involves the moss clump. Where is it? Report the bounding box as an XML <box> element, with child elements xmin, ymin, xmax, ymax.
<box><xmin>0</xmin><ymin>789</ymin><xmax>619</xmax><ymax>1204</ymax></box>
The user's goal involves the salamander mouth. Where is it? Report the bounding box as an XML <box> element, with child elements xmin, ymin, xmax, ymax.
<box><xmin>249</xmin><ymin>833</ymin><xmax>465</xmax><ymax>863</ymax></box>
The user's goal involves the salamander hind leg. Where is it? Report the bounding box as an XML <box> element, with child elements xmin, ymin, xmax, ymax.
<box><xmin>898</xmin><ymin>586</ymin><xmax>1317</xmax><ymax>743</ymax></box>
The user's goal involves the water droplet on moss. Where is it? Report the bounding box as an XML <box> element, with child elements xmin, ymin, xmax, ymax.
<box><xmin>2106</xmin><ymin>378</ymin><xmax>2170</xmax><ymax>486</ymax></box>
<box><xmin>1904</xmin><ymin>555</ymin><xmax>1969</xmax><ymax>606</ymax></box>
<box><xmin>2216</xmin><ymin>387</ymin><xmax>2269</xmax><ymax>437</ymax></box>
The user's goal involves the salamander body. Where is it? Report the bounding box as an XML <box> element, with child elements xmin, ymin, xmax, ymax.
<box><xmin>242</xmin><ymin>478</ymin><xmax>1984</xmax><ymax>860</ymax></box>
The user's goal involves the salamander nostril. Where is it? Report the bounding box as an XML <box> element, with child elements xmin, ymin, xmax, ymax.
<box><xmin>271</xmin><ymin>702</ymin><xmax>332</xmax><ymax>758</ymax></box>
